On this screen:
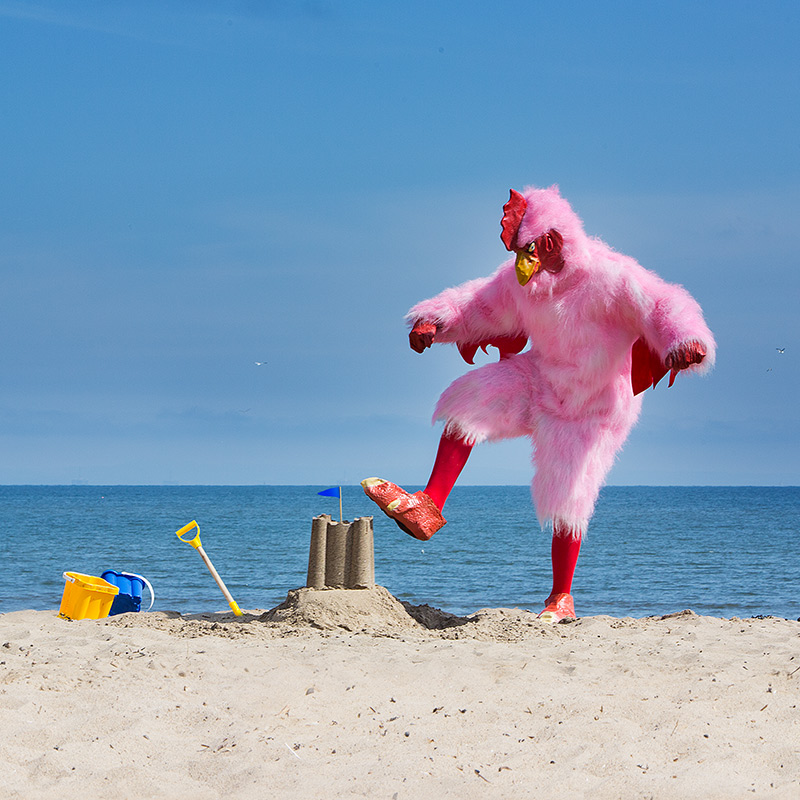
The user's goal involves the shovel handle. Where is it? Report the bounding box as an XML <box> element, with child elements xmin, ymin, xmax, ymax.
<box><xmin>176</xmin><ymin>520</ymin><xmax>202</xmax><ymax>549</ymax></box>
<box><xmin>197</xmin><ymin>545</ymin><xmax>243</xmax><ymax>617</ymax></box>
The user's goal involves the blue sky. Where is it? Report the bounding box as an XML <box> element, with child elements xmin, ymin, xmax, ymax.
<box><xmin>0</xmin><ymin>0</ymin><xmax>797</xmax><ymax>485</ymax></box>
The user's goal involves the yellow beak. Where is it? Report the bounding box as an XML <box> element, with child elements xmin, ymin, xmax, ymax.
<box><xmin>515</xmin><ymin>250</ymin><xmax>540</xmax><ymax>286</ymax></box>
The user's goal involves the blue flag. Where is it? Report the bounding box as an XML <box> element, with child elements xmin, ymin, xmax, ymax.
<box><xmin>317</xmin><ymin>487</ymin><xmax>341</xmax><ymax>498</ymax></box>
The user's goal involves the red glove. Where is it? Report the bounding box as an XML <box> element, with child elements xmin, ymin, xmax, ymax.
<box><xmin>665</xmin><ymin>341</ymin><xmax>706</xmax><ymax>371</ymax></box>
<box><xmin>409</xmin><ymin>321</ymin><xmax>437</xmax><ymax>353</ymax></box>
<box><xmin>664</xmin><ymin>340</ymin><xmax>706</xmax><ymax>386</ymax></box>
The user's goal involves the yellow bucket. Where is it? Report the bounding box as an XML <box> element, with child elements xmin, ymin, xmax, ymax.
<box><xmin>58</xmin><ymin>572</ymin><xmax>119</xmax><ymax>621</ymax></box>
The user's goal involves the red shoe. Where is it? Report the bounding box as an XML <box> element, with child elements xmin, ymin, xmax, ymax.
<box><xmin>537</xmin><ymin>593</ymin><xmax>576</xmax><ymax>624</ymax></box>
<box><xmin>361</xmin><ymin>478</ymin><xmax>446</xmax><ymax>541</ymax></box>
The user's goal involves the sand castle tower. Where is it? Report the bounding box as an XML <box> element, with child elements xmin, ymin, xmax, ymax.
<box><xmin>306</xmin><ymin>514</ymin><xmax>375</xmax><ymax>590</ymax></box>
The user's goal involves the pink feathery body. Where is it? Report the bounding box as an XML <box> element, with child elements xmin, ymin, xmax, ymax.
<box><xmin>407</xmin><ymin>185</ymin><xmax>715</xmax><ymax>534</ymax></box>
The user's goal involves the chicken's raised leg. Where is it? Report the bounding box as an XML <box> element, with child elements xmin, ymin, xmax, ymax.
<box><xmin>361</xmin><ymin>432</ymin><xmax>473</xmax><ymax>540</ymax></box>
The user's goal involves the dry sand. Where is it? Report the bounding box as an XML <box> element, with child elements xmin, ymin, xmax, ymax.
<box><xmin>1</xmin><ymin>586</ymin><xmax>798</xmax><ymax>799</ymax></box>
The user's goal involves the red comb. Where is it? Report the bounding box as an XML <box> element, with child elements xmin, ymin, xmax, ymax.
<box><xmin>501</xmin><ymin>189</ymin><xmax>527</xmax><ymax>251</ymax></box>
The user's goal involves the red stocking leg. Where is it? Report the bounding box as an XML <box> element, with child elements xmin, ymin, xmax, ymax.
<box><xmin>550</xmin><ymin>523</ymin><xmax>582</xmax><ymax>596</ymax></box>
<box><xmin>423</xmin><ymin>431</ymin><xmax>474</xmax><ymax>510</ymax></box>
<box><xmin>539</xmin><ymin>522</ymin><xmax>582</xmax><ymax>623</ymax></box>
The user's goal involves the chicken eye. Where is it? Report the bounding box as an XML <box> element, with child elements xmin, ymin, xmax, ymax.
<box><xmin>527</xmin><ymin>241</ymin><xmax>537</xmax><ymax>255</ymax></box>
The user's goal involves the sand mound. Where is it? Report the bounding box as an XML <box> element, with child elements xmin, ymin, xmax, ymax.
<box><xmin>261</xmin><ymin>585</ymin><xmax>424</xmax><ymax>634</ymax></box>
<box><xmin>104</xmin><ymin>585</ymin><xmax>576</xmax><ymax>641</ymax></box>
<box><xmin>261</xmin><ymin>586</ymin><xmax>570</xmax><ymax>641</ymax></box>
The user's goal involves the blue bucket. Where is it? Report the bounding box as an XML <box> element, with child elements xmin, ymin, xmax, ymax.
<box><xmin>101</xmin><ymin>571</ymin><xmax>155</xmax><ymax>615</ymax></box>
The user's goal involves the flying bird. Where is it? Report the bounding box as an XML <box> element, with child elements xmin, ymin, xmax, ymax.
<box><xmin>776</xmin><ymin>348</ymin><xmax>785</xmax><ymax>354</ymax></box>
<box><xmin>254</xmin><ymin>361</ymin><xmax>268</xmax><ymax>366</ymax></box>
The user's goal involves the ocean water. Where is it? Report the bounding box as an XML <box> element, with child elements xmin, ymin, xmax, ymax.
<box><xmin>0</xmin><ymin>485</ymin><xmax>798</xmax><ymax>620</ymax></box>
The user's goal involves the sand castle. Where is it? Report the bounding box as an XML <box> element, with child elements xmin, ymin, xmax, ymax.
<box><xmin>306</xmin><ymin>514</ymin><xmax>375</xmax><ymax>590</ymax></box>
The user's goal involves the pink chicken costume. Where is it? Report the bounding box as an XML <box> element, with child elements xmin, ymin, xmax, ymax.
<box><xmin>363</xmin><ymin>185</ymin><xmax>715</xmax><ymax>622</ymax></box>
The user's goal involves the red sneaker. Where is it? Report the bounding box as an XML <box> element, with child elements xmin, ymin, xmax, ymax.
<box><xmin>537</xmin><ymin>593</ymin><xmax>576</xmax><ymax>624</ymax></box>
<box><xmin>361</xmin><ymin>478</ymin><xmax>446</xmax><ymax>541</ymax></box>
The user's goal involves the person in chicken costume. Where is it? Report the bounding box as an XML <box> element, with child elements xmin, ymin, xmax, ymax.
<box><xmin>362</xmin><ymin>185</ymin><xmax>715</xmax><ymax>622</ymax></box>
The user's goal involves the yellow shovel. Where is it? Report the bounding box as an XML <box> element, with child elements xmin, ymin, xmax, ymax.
<box><xmin>175</xmin><ymin>520</ymin><xmax>243</xmax><ymax>617</ymax></box>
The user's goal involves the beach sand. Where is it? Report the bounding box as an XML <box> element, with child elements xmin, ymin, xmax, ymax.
<box><xmin>1</xmin><ymin>586</ymin><xmax>798</xmax><ymax>799</ymax></box>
